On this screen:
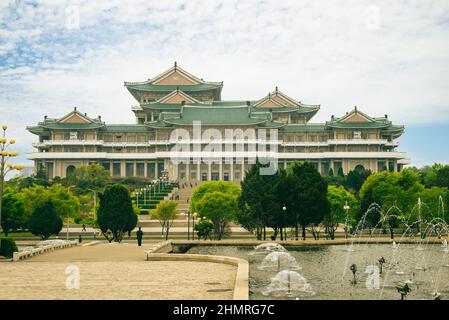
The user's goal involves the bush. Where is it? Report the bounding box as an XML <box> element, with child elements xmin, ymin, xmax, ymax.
<box><xmin>0</xmin><ymin>238</ymin><xmax>18</xmax><ymax>258</ymax></box>
<box><xmin>74</xmin><ymin>216</ymin><xmax>82</xmax><ymax>224</ymax></box>
<box><xmin>139</xmin><ymin>210</ymin><xmax>149</xmax><ymax>215</ymax></box>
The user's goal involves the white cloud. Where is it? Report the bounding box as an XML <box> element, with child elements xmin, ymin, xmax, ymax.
<box><xmin>1</xmin><ymin>0</ymin><xmax>449</xmax><ymax>166</ymax></box>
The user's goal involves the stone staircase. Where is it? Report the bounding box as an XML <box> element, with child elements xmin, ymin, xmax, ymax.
<box><xmin>137</xmin><ymin>183</ymin><xmax>254</xmax><ymax>239</ymax></box>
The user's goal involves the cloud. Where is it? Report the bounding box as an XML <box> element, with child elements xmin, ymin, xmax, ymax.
<box><xmin>0</xmin><ymin>0</ymin><xmax>449</xmax><ymax>167</ymax></box>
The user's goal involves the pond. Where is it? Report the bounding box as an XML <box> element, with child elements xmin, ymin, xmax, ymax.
<box><xmin>186</xmin><ymin>243</ymin><xmax>449</xmax><ymax>300</ymax></box>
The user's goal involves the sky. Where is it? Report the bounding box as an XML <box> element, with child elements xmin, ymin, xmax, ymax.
<box><xmin>1</xmin><ymin>0</ymin><xmax>449</xmax><ymax>169</ymax></box>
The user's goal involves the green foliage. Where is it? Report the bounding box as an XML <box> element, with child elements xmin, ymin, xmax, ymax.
<box><xmin>28</xmin><ymin>200</ymin><xmax>63</xmax><ymax>240</ymax></box>
<box><xmin>195</xmin><ymin>191</ymin><xmax>238</xmax><ymax>240</ymax></box>
<box><xmin>97</xmin><ymin>184</ymin><xmax>135</xmax><ymax>242</ymax></box>
<box><xmin>237</xmin><ymin>162</ymin><xmax>280</xmax><ymax>240</ymax></box>
<box><xmin>325</xmin><ymin>185</ymin><xmax>360</xmax><ymax>239</ymax></box>
<box><xmin>436</xmin><ymin>166</ymin><xmax>449</xmax><ymax>188</ymax></box>
<box><xmin>281</xmin><ymin>161</ymin><xmax>330</xmax><ymax>239</ymax></box>
<box><xmin>194</xmin><ymin>220</ymin><xmax>214</xmax><ymax>240</ymax></box>
<box><xmin>337</xmin><ymin>166</ymin><xmax>344</xmax><ymax>177</ymax></box>
<box><xmin>345</xmin><ymin>168</ymin><xmax>371</xmax><ymax>193</ymax></box>
<box><xmin>328</xmin><ymin>167</ymin><xmax>334</xmax><ymax>176</ymax></box>
<box><xmin>66</xmin><ymin>164</ymin><xmax>110</xmax><ymax>192</ymax></box>
<box><xmin>191</xmin><ymin>181</ymin><xmax>240</xmax><ymax>240</ymax></box>
<box><xmin>418</xmin><ymin>186</ymin><xmax>449</xmax><ymax>222</ymax></box>
<box><xmin>359</xmin><ymin>169</ymin><xmax>424</xmax><ymax>227</ymax></box>
<box><xmin>151</xmin><ymin>201</ymin><xmax>178</xmax><ymax>240</ymax></box>
<box><xmin>1</xmin><ymin>188</ymin><xmax>26</xmax><ymax>236</ymax></box>
<box><xmin>0</xmin><ymin>238</ymin><xmax>18</xmax><ymax>258</ymax></box>
<box><xmin>21</xmin><ymin>184</ymin><xmax>80</xmax><ymax>221</ymax></box>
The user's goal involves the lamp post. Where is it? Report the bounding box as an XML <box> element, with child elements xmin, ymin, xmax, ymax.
<box><xmin>0</xmin><ymin>125</ymin><xmax>23</xmax><ymax>236</ymax></box>
<box><xmin>282</xmin><ymin>205</ymin><xmax>287</xmax><ymax>241</ymax></box>
<box><xmin>192</xmin><ymin>212</ymin><xmax>198</xmax><ymax>240</ymax></box>
<box><xmin>344</xmin><ymin>201</ymin><xmax>350</xmax><ymax>239</ymax></box>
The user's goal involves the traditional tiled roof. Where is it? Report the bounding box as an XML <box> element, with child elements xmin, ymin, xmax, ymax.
<box><xmin>326</xmin><ymin>107</ymin><xmax>391</xmax><ymax>129</ymax></box>
<box><xmin>103</xmin><ymin>125</ymin><xmax>149</xmax><ymax>132</ymax></box>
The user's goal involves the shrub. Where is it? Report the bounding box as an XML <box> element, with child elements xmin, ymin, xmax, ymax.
<box><xmin>74</xmin><ymin>216</ymin><xmax>82</xmax><ymax>224</ymax></box>
<box><xmin>0</xmin><ymin>238</ymin><xmax>18</xmax><ymax>258</ymax></box>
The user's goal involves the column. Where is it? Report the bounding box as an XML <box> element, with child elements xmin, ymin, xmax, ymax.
<box><xmin>219</xmin><ymin>161</ymin><xmax>223</xmax><ymax>180</ymax></box>
<box><xmin>109</xmin><ymin>161</ymin><xmax>113</xmax><ymax>177</ymax></box>
<box><xmin>133</xmin><ymin>160</ymin><xmax>136</xmax><ymax>177</ymax></box>
<box><xmin>208</xmin><ymin>162</ymin><xmax>212</xmax><ymax>181</ymax></box>
<box><xmin>230</xmin><ymin>161</ymin><xmax>234</xmax><ymax>182</ymax></box>
<box><xmin>330</xmin><ymin>159</ymin><xmax>334</xmax><ymax>174</ymax></box>
<box><xmin>120</xmin><ymin>160</ymin><xmax>126</xmax><ymax>178</ymax></box>
<box><xmin>186</xmin><ymin>161</ymin><xmax>190</xmax><ymax>181</ymax></box>
<box><xmin>197</xmin><ymin>161</ymin><xmax>201</xmax><ymax>181</ymax></box>
<box><xmin>155</xmin><ymin>160</ymin><xmax>159</xmax><ymax>179</ymax></box>
<box><xmin>144</xmin><ymin>160</ymin><xmax>147</xmax><ymax>177</ymax></box>
<box><xmin>318</xmin><ymin>160</ymin><xmax>322</xmax><ymax>175</ymax></box>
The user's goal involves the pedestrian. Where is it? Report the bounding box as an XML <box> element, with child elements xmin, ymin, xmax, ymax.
<box><xmin>136</xmin><ymin>227</ymin><xmax>144</xmax><ymax>246</ymax></box>
<box><xmin>82</xmin><ymin>224</ymin><xmax>86</xmax><ymax>232</ymax></box>
<box><xmin>78</xmin><ymin>235</ymin><xmax>83</xmax><ymax>243</ymax></box>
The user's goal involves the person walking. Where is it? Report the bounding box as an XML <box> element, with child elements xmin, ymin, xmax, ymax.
<box><xmin>82</xmin><ymin>224</ymin><xmax>86</xmax><ymax>232</ymax></box>
<box><xmin>136</xmin><ymin>227</ymin><xmax>144</xmax><ymax>246</ymax></box>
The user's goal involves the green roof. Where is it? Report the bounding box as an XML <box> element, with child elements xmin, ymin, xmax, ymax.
<box><xmin>327</xmin><ymin>121</ymin><xmax>390</xmax><ymax>128</ymax></box>
<box><xmin>103</xmin><ymin>125</ymin><xmax>149</xmax><ymax>132</ymax></box>
<box><xmin>40</xmin><ymin>122</ymin><xmax>104</xmax><ymax>130</ymax></box>
<box><xmin>164</xmin><ymin>106</ymin><xmax>267</xmax><ymax>126</ymax></box>
<box><xmin>126</xmin><ymin>83</ymin><xmax>222</xmax><ymax>93</ymax></box>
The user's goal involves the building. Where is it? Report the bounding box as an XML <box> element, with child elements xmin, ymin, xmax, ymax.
<box><xmin>27</xmin><ymin>63</ymin><xmax>409</xmax><ymax>181</ymax></box>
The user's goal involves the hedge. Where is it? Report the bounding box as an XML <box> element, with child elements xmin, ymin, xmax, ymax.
<box><xmin>0</xmin><ymin>238</ymin><xmax>18</xmax><ymax>258</ymax></box>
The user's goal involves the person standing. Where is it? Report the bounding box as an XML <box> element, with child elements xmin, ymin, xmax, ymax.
<box><xmin>136</xmin><ymin>227</ymin><xmax>144</xmax><ymax>246</ymax></box>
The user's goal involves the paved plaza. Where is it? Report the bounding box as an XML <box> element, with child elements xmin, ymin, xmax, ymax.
<box><xmin>0</xmin><ymin>242</ymin><xmax>237</xmax><ymax>300</ymax></box>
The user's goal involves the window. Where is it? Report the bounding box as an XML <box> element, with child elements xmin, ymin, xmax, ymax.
<box><xmin>353</xmin><ymin>131</ymin><xmax>362</xmax><ymax>139</ymax></box>
<box><xmin>136</xmin><ymin>163</ymin><xmax>145</xmax><ymax>177</ymax></box>
<box><xmin>69</xmin><ymin>132</ymin><xmax>78</xmax><ymax>140</ymax></box>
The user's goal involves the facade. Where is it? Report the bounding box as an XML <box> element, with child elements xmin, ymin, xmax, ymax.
<box><xmin>27</xmin><ymin>63</ymin><xmax>410</xmax><ymax>181</ymax></box>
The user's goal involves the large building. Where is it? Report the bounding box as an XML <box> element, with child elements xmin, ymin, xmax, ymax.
<box><xmin>27</xmin><ymin>63</ymin><xmax>409</xmax><ymax>181</ymax></box>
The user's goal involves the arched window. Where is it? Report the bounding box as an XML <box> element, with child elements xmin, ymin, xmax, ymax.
<box><xmin>66</xmin><ymin>165</ymin><xmax>76</xmax><ymax>176</ymax></box>
<box><xmin>354</xmin><ymin>164</ymin><xmax>365</xmax><ymax>173</ymax></box>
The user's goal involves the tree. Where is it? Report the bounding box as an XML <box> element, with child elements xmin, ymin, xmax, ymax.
<box><xmin>152</xmin><ymin>201</ymin><xmax>178</xmax><ymax>240</ymax></box>
<box><xmin>66</xmin><ymin>164</ymin><xmax>110</xmax><ymax>192</ymax></box>
<box><xmin>436</xmin><ymin>165</ymin><xmax>449</xmax><ymax>188</ymax></box>
<box><xmin>194</xmin><ymin>220</ymin><xmax>214</xmax><ymax>240</ymax></box>
<box><xmin>238</xmin><ymin>162</ymin><xmax>280</xmax><ymax>240</ymax></box>
<box><xmin>191</xmin><ymin>181</ymin><xmax>241</xmax><ymax>240</ymax></box>
<box><xmin>359</xmin><ymin>169</ymin><xmax>423</xmax><ymax>230</ymax></box>
<box><xmin>28</xmin><ymin>200</ymin><xmax>63</xmax><ymax>240</ymax></box>
<box><xmin>20</xmin><ymin>184</ymin><xmax>80</xmax><ymax>222</ymax></box>
<box><xmin>97</xmin><ymin>184</ymin><xmax>135</xmax><ymax>242</ymax></box>
<box><xmin>280</xmin><ymin>162</ymin><xmax>330</xmax><ymax>240</ymax></box>
<box><xmin>345</xmin><ymin>168</ymin><xmax>371</xmax><ymax>194</ymax></box>
<box><xmin>325</xmin><ymin>185</ymin><xmax>359</xmax><ymax>239</ymax></box>
<box><xmin>1</xmin><ymin>188</ymin><xmax>25</xmax><ymax>236</ymax></box>
<box><xmin>418</xmin><ymin>187</ymin><xmax>449</xmax><ymax>224</ymax></box>
<box><xmin>195</xmin><ymin>191</ymin><xmax>239</xmax><ymax>240</ymax></box>
<box><xmin>337</xmin><ymin>166</ymin><xmax>344</xmax><ymax>177</ymax></box>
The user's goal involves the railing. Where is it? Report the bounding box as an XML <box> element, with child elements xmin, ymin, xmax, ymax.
<box><xmin>12</xmin><ymin>240</ymin><xmax>79</xmax><ymax>262</ymax></box>
<box><xmin>327</xmin><ymin>139</ymin><xmax>389</xmax><ymax>145</ymax></box>
<box><xmin>42</xmin><ymin>139</ymin><xmax>104</xmax><ymax>145</ymax></box>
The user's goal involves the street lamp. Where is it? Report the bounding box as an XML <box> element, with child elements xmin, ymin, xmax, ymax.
<box><xmin>0</xmin><ymin>125</ymin><xmax>24</xmax><ymax>235</ymax></box>
<box><xmin>343</xmin><ymin>201</ymin><xmax>350</xmax><ymax>239</ymax></box>
<box><xmin>282</xmin><ymin>205</ymin><xmax>287</xmax><ymax>241</ymax></box>
<box><xmin>192</xmin><ymin>212</ymin><xmax>198</xmax><ymax>240</ymax></box>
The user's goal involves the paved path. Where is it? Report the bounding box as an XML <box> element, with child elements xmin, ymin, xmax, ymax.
<box><xmin>0</xmin><ymin>242</ymin><xmax>237</xmax><ymax>300</ymax></box>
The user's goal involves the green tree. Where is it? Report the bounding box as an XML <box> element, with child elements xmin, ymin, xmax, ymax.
<box><xmin>419</xmin><ymin>187</ymin><xmax>449</xmax><ymax>223</ymax></box>
<box><xmin>337</xmin><ymin>166</ymin><xmax>344</xmax><ymax>177</ymax></box>
<box><xmin>97</xmin><ymin>184</ymin><xmax>135</xmax><ymax>242</ymax></box>
<box><xmin>190</xmin><ymin>181</ymin><xmax>240</xmax><ymax>213</ymax></box>
<box><xmin>359</xmin><ymin>169</ymin><xmax>423</xmax><ymax>229</ymax></box>
<box><xmin>436</xmin><ymin>165</ymin><xmax>449</xmax><ymax>188</ymax></box>
<box><xmin>28</xmin><ymin>200</ymin><xmax>63</xmax><ymax>240</ymax></box>
<box><xmin>66</xmin><ymin>164</ymin><xmax>110</xmax><ymax>192</ymax></box>
<box><xmin>325</xmin><ymin>185</ymin><xmax>359</xmax><ymax>239</ymax></box>
<box><xmin>1</xmin><ymin>188</ymin><xmax>25</xmax><ymax>236</ymax></box>
<box><xmin>280</xmin><ymin>162</ymin><xmax>330</xmax><ymax>240</ymax></box>
<box><xmin>345</xmin><ymin>168</ymin><xmax>371</xmax><ymax>194</ymax></box>
<box><xmin>194</xmin><ymin>220</ymin><xmax>214</xmax><ymax>240</ymax></box>
<box><xmin>195</xmin><ymin>191</ymin><xmax>239</xmax><ymax>240</ymax></box>
<box><xmin>152</xmin><ymin>201</ymin><xmax>178</xmax><ymax>240</ymax></box>
<box><xmin>20</xmin><ymin>184</ymin><xmax>79</xmax><ymax>222</ymax></box>
<box><xmin>238</xmin><ymin>162</ymin><xmax>280</xmax><ymax>240</ymax></box>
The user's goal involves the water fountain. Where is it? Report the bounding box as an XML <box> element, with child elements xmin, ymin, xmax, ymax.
<box><xmin>250</xmin><ymin>243</ymin><xmax>287</xmax><ymax>255</ymax></box>
<box><xmin>262</xmin><ymin>270</ymin><xmax>314</xmax><ymax>297</ymax></box>
<box><xmin>258</xmin><ymin>252</ymin><xmax>301</xmax><ymax>271</ymax></box>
